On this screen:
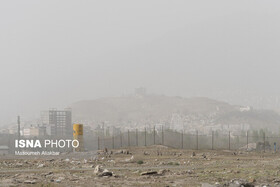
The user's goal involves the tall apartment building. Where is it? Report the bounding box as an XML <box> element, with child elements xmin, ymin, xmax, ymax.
<box><xmin>41</xmin><ymin>109</ymin><xmax>72</xmax><ymax>137</ymax></box>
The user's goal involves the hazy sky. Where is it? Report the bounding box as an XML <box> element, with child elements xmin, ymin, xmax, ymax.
<box><xmin>1</xmin><ymin>0</ymin><xmax>280</xmax><ymax>124</ymax></box>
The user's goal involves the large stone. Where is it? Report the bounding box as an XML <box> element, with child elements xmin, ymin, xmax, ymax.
<box><xmin>140</xmin><ymin>171</ymin><xmax>158</xmax><ymax>176</ymax></box>
<box><xmin>227</xmin><ymin>179</ymin><xmax>254</xmax><ymax>187</ymax></box>
<box><xmin>98</xmin><ymin>169</ymin><xmax>113</xmax><ymax>177</ymax></box>
<box><xmin>24</xmin><ymin>180</ymin><xmax>37</xmax><ymax>184</ymax></box>
<box><xmin>93</xmin><ymin>165</ymin><xmax>103</xmax><ymax>174</ymax></box>
<box><xmin>124</xmin><ymin>156</ymin><xmax>134</xmax><ymax>162</ymax></box>
<box><xmin>37</xmin><ymin>163</ymin><xmax>45</xmax><ymax>168</ymax></box>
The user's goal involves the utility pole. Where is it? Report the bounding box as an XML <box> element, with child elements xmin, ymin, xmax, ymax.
<box><xmin>196</xmin><ymin>130</ymin><xmax>198</xmax><ymax>150</ymax></box>
<box><xmin>246</xmin><ymin>131</ymin><xmax>249</xmax><ymax>150</ymax></box>
<box><xmin>229</xmin><ymin>131</ymin><xmax>231</xmax><ymax>150</ymax></box>
<box><xmin>153</xmin><ymin>126</ymin><xmax>156</xmax><ymax>145</ymax></box>
<box><xmin>120</xmin><ymin>132</ymin><xmax>122</xmax><ymax>147</ymax></box>
<box><xmin>112</xmin><ymin>128</ymin><xmax>114</xmax><ymax>149</ymax></box>
<box><xmin>212</xmin><ymin>131</ymin><xmax>214</xmax><ymax>150</ymax></box>
<box><xmin>263</xmin><ymin>132</ymin><xmax>265</xmax><ymax>153</ymax></box>
<box><xmin>144</xmin><ymin>128</ymin><xmax>147</xmax><ymax>146</ymax></box>
<box><xmin>17</xmin><ymin>116</ymin><xmax>20</xmax><ymax>139</ymax></box>
<box><xmin>161</xmin><ymin>125</ymin><xmax>164</xmax><ymax>145</ymax></box>
<box><xmin>112</xmin><ymin>136</ymin><xmax>114</xmax><ymax>149</ymax></box>
<box><xmin>136</xmin><ymin>129</ymin><xmax>138</xmax><ymax>146</ymax></box>
<box><xmin>128</xmin><ymin>130</ymin><xmax>130</xmax><ymax>147</ymax></box>
<box><xmin>181</xmin><ymin>130</ymin><xmax>184</xmax><ymax>149</ymax></box>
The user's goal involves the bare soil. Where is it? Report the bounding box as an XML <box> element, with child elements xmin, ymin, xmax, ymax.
<box><xmin>0</xmin><ymin>145</ymin><xmax>280</xmax><ymax>186</ymax></box>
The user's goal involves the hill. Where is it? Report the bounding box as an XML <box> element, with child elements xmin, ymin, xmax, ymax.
<box><xmin>71</xmin><ymin>94</ymin><xmax>280</xmax><ymax>130</ymax></box>
<box><xmin>72</xmin><ymin>95</ymin><xmax>231</xmax><ymax>121</ymax></box>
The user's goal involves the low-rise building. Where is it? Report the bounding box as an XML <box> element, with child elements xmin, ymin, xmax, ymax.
<box><xmin>0</xmin><ymin>145</ymin><xmax>9</xmax><ymax>155</ymax></box>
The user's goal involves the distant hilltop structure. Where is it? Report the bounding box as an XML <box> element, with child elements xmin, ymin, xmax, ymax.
<box><xmin>135</xmin><ymin>87</ymin><xmax>146</xmax><ymax>96</ymax></box>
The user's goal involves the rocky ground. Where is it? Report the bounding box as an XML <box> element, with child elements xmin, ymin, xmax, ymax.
<box><xmin>0</xmin><ymin>145</ymin><xmax>280</xmax><ymax>186</ymax></box>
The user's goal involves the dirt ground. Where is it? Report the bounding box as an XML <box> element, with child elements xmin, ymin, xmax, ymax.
<box><xmin>1</xmin><ymin>145</ymin><xmax>280</xmax><ymax>187</ymax></box>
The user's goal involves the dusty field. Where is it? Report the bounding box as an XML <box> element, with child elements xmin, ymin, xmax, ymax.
<box><xmin>0</xmin><ymin>146</ymin><xmax>280</xmax><ymax>187</ymax></box>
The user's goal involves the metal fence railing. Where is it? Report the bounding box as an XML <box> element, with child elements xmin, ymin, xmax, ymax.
<box><xmin>96</xmin><ymin>128</ymin><xmax>280</xmax><ymax>152</ymax></box>
<box><xmin>2</xmin><ymin>128</ymin><xmax>279</xmax><ymax>154</ymax></box>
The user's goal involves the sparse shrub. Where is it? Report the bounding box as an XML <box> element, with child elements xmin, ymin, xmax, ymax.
<box><xmin>137</xmin><ymin>160</ymin><xmax>144</xmax><ymax>164</ymax></box>
<box><xmin>167</xmin><ymin>162</ymin><xmax>179</xmax><ymax>166</ymax></box>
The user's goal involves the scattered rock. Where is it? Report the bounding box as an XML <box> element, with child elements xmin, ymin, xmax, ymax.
<box><xmin>37</xmin><ymin>164</ymin><xmax>45</xmax><ymax>168</ymax></box>
<box><xmin>42</xmin><ymin>171</ymin><xmax>53</xmax><ymax>177</ymax></box>
<box><xmin>93</xmin><ymin>165</ymin><xmax>112</xmax><ymax>177</ymax></box>
<box><xmin>249</xmin><ymin>178</ymin><xmax>256</xmax><ymax>183</ymax></box>
<box><xmin>141</xmin><ymin>171</ymin><xmax>158</xmax><ymax>176</ymax></box>
<box><xmin>24</xmin><ymin>180</ymin><xmax>37</xmax><ymax>184</ymax></box>
<box><xmin>124</xmin><ymin>156</ymin><xmax>134</xmax><ymax>162</ymax></box>
<box><xmin>94</xmin><ymin>165</ymin><xmax>103</xmax><ymax>174</ymax></box>
<box><xmin>201</xmin><ymin>183</ymin><xmax>216</xmax><ymax>187</ymax></box>
<box><xmin>144</xmin><ymin>151</ymin><xmax>149</xmax><ymax>155</ymax></box>
<box><xmin>186</xmin><ymin>170</ymin><xmax>194</xmax><ymax>174</ymax></box>
<box><xmin>158</xmin><ymin>169</ymin><xmax>169</xmax><ymax>175</ymax></box>
<box><xmin>98</xmin><ymin>169</ymin><xmax>113</xmax><ymax>177</ymax></box>
<box><xmin>157</xmin><ymin>151</ymin><xmax>163</xmax><ymax>156</ymax></box>
<box><xmin>223</xmin><ymin>179</ymin><xmax>254</xmax><ymax>187</ymax></box>
<box><xmin>115</xmin><ymin>150</ymin><xmax>123</xmax><ymax>154</ymax></box>
<box><xmin>15</xmin><ymin>163</ymin><xmax>23</xmax><ymax>167</ymax></box>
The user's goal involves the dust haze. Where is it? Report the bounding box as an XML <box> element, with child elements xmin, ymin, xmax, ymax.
<box><xmin>1</xmin><ymin>0</ymin><xmax>280</xmax><ymax>125</ymax></box>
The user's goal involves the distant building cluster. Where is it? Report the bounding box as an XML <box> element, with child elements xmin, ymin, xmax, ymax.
<box><xmin>0</xmin><ymin>109</ymin><xmax>73</xmax><ymax>138</ymax></box>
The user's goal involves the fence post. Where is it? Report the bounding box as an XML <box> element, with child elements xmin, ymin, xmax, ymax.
<box><xmin>212</xmin><ymin>131</ymin><xmax>214</xmax><ymax>150</ymax></box>
<box><xmin>8</xmin><ymin>135</ymin><xmax>11</xmax><ymax>154</ymax></box>
<box><xmin>196</xmin><ymin>130</ymin><xmax>198</xmax><ymax>150</ymax></box>
<box><xmin>98</xmin><ymin>136</ymin><xmax>100</xmax><ymax>150</ymax></box>
<box><xmin>162</xmin><ymin>126</ymin><xmax>164</xmax><ymax>145</ymax></box>
<box><xmin>112</xmin><ymin>135</ymin><xmax>114</xmax><ymax>149</ymax></box>
<box><xmin>263</xmin><ymin>132</ymin><xmax>265</xmax><ymax>152</ymax></box>
<box><xmin>136</xmin><ymin>129</ymin><xmax>138</xmax><ymax>146</ymax></box>
<box><xmin>181</xmin><ymin>130</ymin><xmax>184</xmax><ymax>149</ymax></box>
<box><xmin>120</xmin><ymin>132</ymin><xmax>122</xmax><ymax>147</ymax></box>
<box><xmin>247</xmin><ymin>131</ymin><xmax>248</xmax><ymax>150</ymax></box>
<box><xmin>229</xmin><ymin>131</ymin><xmax>231</xmax><ymax>150</ymax></box>
<box><xmin>128</xmin><ymin>130</ymin><xmax>130</xmax><ymax>147</ymax></box>
<box><xmin>153</xmin><ymin>126</ymin><xmax>156</xmax><ymax>145</ymax></box>
<box><xmin>144</xmin><ymin>128</ymin><xmax>147</xmax><ymax>146</ymax></box>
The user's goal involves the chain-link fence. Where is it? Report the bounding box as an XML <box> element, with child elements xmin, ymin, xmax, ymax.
<box><xmin>96</xmin><ymin>128</ymin><xmax>280</xmax><ymax>152</ymax></box>
<box><xmin>2</xmin><ymin>128</ymin><xmax>279</xmax><ymax>154</ymax></box>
